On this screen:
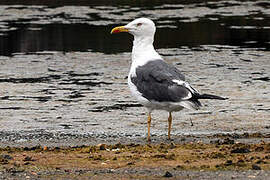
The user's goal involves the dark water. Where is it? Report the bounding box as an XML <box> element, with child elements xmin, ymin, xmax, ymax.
<box><xmin>1</xmin><ymin>17</ymin><xmax>270</xmax><ymax>56</ymax></box>
<box><xmin>0</xmin><ymin>0</ymin><xmax>227</xmax><ymax>7</ymax></box>
<box><xmin>0</xmin><ymin>1</ymin><xmax>270</xmax><ymax>56</ymax></box>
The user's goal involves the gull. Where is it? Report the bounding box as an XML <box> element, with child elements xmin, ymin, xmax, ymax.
<box><xmin>111</xmin><ymin>18</ymin><xmax>227</xmax><ymax>141</ymax></box>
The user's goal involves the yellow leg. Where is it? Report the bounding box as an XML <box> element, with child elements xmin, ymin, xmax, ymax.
<box><xmin>147</xmin><ymin>112</ymin><xmax>152</xmax><ymax>142</ymax></box>
<box><xmin>168</xmin><ymin>112</ymin><xmax>172</xmax><ymax>140</ymax></box>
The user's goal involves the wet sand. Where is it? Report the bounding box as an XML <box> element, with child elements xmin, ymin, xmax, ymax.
<box><xmin>0</xmin><ymin>48</ymin><xmax>269</xmax><ymax>147</ymax></box>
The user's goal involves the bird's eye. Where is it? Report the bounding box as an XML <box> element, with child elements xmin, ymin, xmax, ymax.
<box><xmin>136</xmin><ymin>23</ymin><xmax>142</xmax><ymax>27</ymax></box>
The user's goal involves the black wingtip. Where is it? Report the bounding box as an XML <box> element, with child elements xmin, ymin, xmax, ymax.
<box><xmin>197</xmin><ymin>94</ymin><xmax>228</xmax><ymax>100</ymax></box>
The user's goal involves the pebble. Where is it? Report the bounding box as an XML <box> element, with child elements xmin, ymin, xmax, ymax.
<box><xmin>163</xmin><ymin>171</ymin><xmax>173</xmax><ymax>178</ymax></box>
<box><xmin>252</xmin><ymin>164</ymin><xmax>261</xmax><ymax>170</ymax></box>
<box><xmin>97</xmin><ymin>144</ymin><xmax>106</xmax><ymax>150</ymax></box>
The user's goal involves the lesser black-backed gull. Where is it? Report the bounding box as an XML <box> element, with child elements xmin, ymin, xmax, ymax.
<box><xmin>111</xmin><ymin>18</ymin><xmax>227</xmax><ymax>141</ymax></box>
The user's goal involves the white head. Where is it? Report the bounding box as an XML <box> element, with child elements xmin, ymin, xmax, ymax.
<box><xmin>111</xmin><ymin>18</ymin><xmax>162</xmax><ymax>63</ymax></box>
<box><xmin>111</xmin><ymin>18</ymin><xmax>156</xmax><ymax>39</ymax></box>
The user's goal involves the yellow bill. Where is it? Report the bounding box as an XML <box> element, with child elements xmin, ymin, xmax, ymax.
<box><xmin>111</xmin><ymin>26</ymin><xmax>129</xmax><ymax>34</ymax></box>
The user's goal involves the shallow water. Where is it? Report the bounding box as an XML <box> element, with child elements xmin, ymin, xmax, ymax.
<box><xmin>1</xmin><ymin>1</ymin><xmax>270</xmax><ymax>56</ymax></box>
<box><xmin>0</xmin><ymin>0</ymin><xmax>269</xmax><ymax>146</ymax></box>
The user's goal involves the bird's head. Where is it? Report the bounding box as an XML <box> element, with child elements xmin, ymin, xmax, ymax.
<box><xmin>111</xmin><ymin>18</ymin><xmax>156</xmax><ymax>38</ymax></box>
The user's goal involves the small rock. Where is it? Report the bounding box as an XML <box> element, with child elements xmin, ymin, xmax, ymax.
<box><xmin>223</xmin><ymin>138</ymin><xmax>235</xmax><ymax>145</ymax></box>
<box><xmin>0</xmin><ymin>154</ymin><xmax>13</xmax><ymax>160</ymax></box>
<box><xmin>237</xmin><ymin>159</ymin><xmax>244</xmax><ymax>163</ymax></box>
<box><xmin>255</xmin><ymin>146</ymin><xmax>264</xmax><ymax>152</ymax></box>
<box><xmin>175</xmin><ymin>165</ymin><xmax>184</xmax><ymax>169</ymax></box>
<box><xmin>97</xmin><ymin>144</ymin><xmax>106</xmax><ymax>150</ymax></box>
<box><xmin>170</xmin><ymin>142</ymin><xmax>176</xmax><ymax>149</ymax></box>
<box><xmin>23</xmin><ymin>156</ymin><xmax>34</xmax><ymax>162</ymax></box>
<box><xmin>113</xmin><ymin>142</ymin><xmax>124</xmax><ymax>149</ymax></box>
<box><xmin>225</xmin><ymin>160</ymin><xmax>233</xmax><ymax>166</ymax></box>
<box><xmin>127</xmin><ymin>162</ymin><xmax>135</xmax><ymax>165</ymax></box>
<box><xmin>163</xmin><ymin>171</ymin><xmax>173</xmax><ymax>178</ymax></box>
<box><xmin>231</xmin><ymin>148</ymin><xmax>250</xmax><ymax>153</ymax></box>
<box><xmin>252</xmin><ymin>164</ymin><xmax>261</xmax><ymax>170</ymax></box>
<box><xmin>256</xmin><ymin>160</ymin><xmax>266</xmax><ymax>164</ymax></box>
<box><xmin>0</xmin><ymin>158</ymin><xmax>8</xmax><ymax>165</ymax></box>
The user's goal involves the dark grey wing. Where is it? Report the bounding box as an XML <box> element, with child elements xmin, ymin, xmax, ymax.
<box><xmin>131</xmin><ymin>60</ymin><xmax>198</xmax><ymax>103</ymax></box>
<box><xmin>144</xmin><ymin>60</ymin><xmax>185</xmax><ymax>81</ymax></box>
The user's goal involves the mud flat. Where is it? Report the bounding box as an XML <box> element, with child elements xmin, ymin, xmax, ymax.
<box><xmin>0</xmin><ymin>141</ymin><xmax>269</xmax><ymax>179</ymax></box>
<box><xmin>0</xmin><ymin>48</ymin><xmax>269</xmax><ymax>146</ymax></box>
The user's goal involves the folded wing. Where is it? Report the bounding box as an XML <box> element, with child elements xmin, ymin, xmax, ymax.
<box><xmin>130</xmin><ymin>60</ymin><xmax>202</xmax><ymax>109</ymax></box>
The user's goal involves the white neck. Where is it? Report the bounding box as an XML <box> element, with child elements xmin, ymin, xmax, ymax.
<box><xmin>131</xmin><ymin>35</ymin><xmax>162</xmax><ymax>66</ymax></box>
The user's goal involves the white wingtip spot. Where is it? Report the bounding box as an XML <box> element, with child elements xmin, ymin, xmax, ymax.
<box><xmin>172</xmin><ymin>79</ymin><xmax>199</xmax><ymax>94</ymax></box>
<box><xmin>172</xmin><ymin>79</ymin><xmax>185</xmax><ymax>85</ymax></box>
